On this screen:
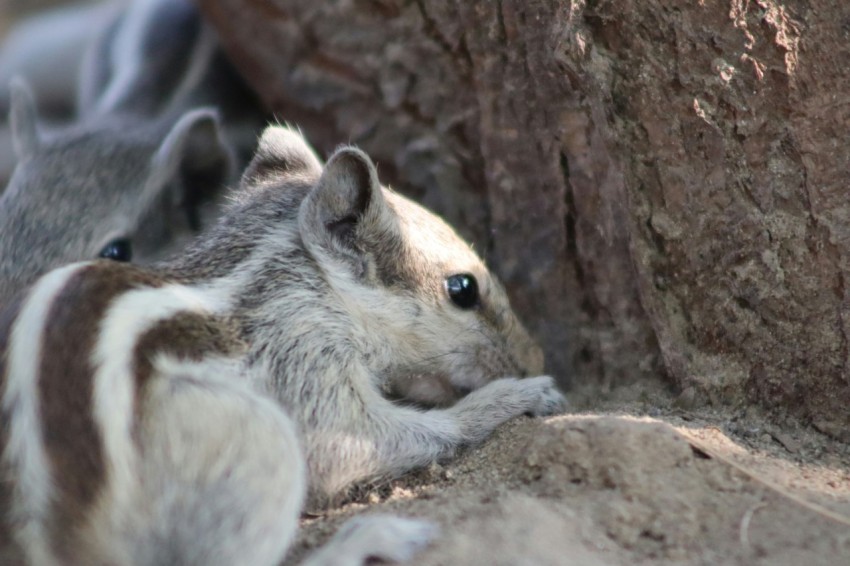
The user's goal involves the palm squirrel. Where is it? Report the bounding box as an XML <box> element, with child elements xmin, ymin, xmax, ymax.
<box><xmin>0</xmin><ymin>125</ymin><xmax>566</xmax><ymax>565</ymax></box>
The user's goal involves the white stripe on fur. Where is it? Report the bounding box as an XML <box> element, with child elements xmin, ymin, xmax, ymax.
<box><xmin>90</xmin><ymin>282</ymin><xmax>227</xmax><ymax>510</ymax></box>
<box><xmin>3</xmin><ymin>262</ymin><xmax>91</xmax><ymax>566</ymax></box>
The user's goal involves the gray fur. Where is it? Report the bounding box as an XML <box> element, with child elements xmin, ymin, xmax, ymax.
<box><xmin>0</xmin><ymin>1</ymin><xmax>123</xmax><ymax>189</ymax></box>
<box><xmin>77</xmin><ymin>0</ymin><xmax>267</xmax><ymax>167</ymax></box>
<box><xmin>77</xmin><ymin>0</ymin><xmax>204</xmax><ymax>117</ymax></box>
<box><xmin>0</xmin><ymin>0</ymin><xmax>266</xmax><ymax>306</ymax></box>
<box><xmin>168</xmin><ymin>126</ymin><xmax>563</xmax><ymax>507</ymax></box>
<box><xmin>7</xmin><ymin>78</ymin><xmax>40</xmax><ymax>159</ymax></box>
<box><xmin>0</xmin><ymin>87</ymin><xmax>233</xmax><ymax>306</ymax></box>
<box><xmin>0</xmin><ymin>126</ymin><xmax>563</xmax><ymax>563</ymax></box>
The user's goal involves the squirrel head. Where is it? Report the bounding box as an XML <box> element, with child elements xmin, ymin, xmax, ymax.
<box><xmin>0</xmin><ymin>79</ymin><xmax>233</xmax><ymax>304</ymax></box>
<box><xmin>233</xmin><ymin>125</ymin><xmax>544</xmax><ymax>405</ymax></box>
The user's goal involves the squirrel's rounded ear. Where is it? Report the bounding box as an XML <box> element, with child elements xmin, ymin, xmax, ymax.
<box><xmin>149</xmin><ymin>107</ymin><xmax>234</xmax><ymax>230</ymax></box>
<box><xmin>8</xmin><ymin>77</ymin><xmax>41</xmax><ymax>159</ymax></box>
<box><xmin>300</xmin><ymin>146</ymin><xmax>388</xmax><ymax>251</ymax></box>
<box><xmin>241</xmin><ymin>124</ymin><xmax>323</xmax><ymax>188</ymax></box>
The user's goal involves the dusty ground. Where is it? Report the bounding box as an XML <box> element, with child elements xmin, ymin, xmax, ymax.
<box><xmin>286</xmin><ymin>378</ymin><xmax>850</xmax><ymax>565</ymax></box>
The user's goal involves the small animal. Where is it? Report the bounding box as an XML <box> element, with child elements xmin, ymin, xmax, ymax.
<box><xmin>0</xmin><ymin>1</ymin><xmax>124</xmax><ymax>189</ymax></box>
<box><xmin>0</xmin><ymin>80</ymin><xmax>233</xmax><ymax>306</ymax></box>
<box><xmin>0</xmin><ymin>0</ymin><xmax>267</xmax><ymax>306</ymax></box>
<box><xmin>0</xmin><ymin>125</ymin><xmax>565</xmax><ymax>564</ymax></box>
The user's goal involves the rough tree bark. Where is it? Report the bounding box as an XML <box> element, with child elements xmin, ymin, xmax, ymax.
<box><xmin>197</xmin><ymin>0</ymin><xmax>850</xmax><ymax>438</ymax></box>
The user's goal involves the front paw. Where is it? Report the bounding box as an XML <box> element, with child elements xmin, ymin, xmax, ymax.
<box><xmin>331</xmin><ymin>514</ymin><xmax>439</xmax><ymax>563</ymax></box>
<box><xmin>522</xmin><ymin>375</ymin><xmax>568</xmax><ymax>417</ymax></box>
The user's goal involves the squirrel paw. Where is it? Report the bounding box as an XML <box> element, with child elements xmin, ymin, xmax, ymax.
<box><xmin>314</xmin><ymin>514</ymin><xmax>438</xmax><ymax>564</ymax></box>
<box><xmin>522</xmin><ymin>375</ymin><xmax>568</xmax><ymax>417</ymax></box>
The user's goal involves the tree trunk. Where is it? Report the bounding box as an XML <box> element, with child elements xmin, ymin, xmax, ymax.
<box><xmin>198</xmin><ymin>0</ymin><xmax>850</xmax><ymax>439</ymax></box>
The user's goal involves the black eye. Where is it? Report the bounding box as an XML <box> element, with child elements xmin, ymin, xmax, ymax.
<box><xmin>445</xmin><ymin>274</ymin><xmax>479</xmax><ymax>310</ymax></box>
<box><xmin>98</xmin><ymin>238</ymin><xmax>132</xmax><ymax>262</ymax></box>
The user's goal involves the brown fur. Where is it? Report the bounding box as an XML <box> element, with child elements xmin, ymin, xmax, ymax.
<box><xmin>36</xmin><ymin>263</ymin><xmax>163</xmax><ymax>554</ymax></box>
<box><xmin>0</xmin><ymin>293</ymin><xmax>25</xmax><ymax>563</ymax></box>
<box><xmin>132</xmin><ymin>312</ymin><xmax>246</xmax><ymax>410</ymax></box>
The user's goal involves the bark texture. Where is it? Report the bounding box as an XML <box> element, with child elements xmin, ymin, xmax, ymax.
<box><xmin>197</xmin><ymin>0</ymin><xmax>850</xmax><ymax>437</ymax></box>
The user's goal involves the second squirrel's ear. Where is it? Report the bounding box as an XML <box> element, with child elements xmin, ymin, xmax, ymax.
<box><xmin>147</xmin><ymin>108</ymin><xmax>233</xmax><ymax>231</ymax></box>
<box><xmin>240</xmin><ymin>125</ymin><xmax>323</xmax><ymax>188</ymax></box>
<box><xmin>299</xmin><ymin>147</ymin><xmax>392</xmax><ymax>260</ymax></box>
<box><xmin>9</xmin><ymin>78</ymin><xmax>42</xmax><ymax>159</ymax></box>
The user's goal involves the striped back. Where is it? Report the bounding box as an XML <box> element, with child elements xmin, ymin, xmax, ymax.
<box><xmin>0</xmin><ymin>260</ymin><xmax>237</xmax><ymax>562</ymax></box>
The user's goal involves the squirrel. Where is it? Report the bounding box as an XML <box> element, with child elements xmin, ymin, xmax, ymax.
<box><xmin>0</xmin><ymin>125</ymin><xmax>566</xmax><ymax>564</ymax></box>
<box><xmin>0</xmin><ymin>0</ymin><xmax>268</xmax><ymax>307</ymax></box>
<box><xmin>0</xmin><ymin>1</ymin><xmax>122</xmax><ymax>188</ymax></box>
<box><xmin>0</xmin><ymin>80</ymin><xmax>233</xmax><ymax>307</ymax></box>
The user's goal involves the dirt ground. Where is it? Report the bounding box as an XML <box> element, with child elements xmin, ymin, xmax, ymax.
<box><xmin>286</xmin><ymin>378</ymin><xmax>850</xmax><ymax>565</ymax></box>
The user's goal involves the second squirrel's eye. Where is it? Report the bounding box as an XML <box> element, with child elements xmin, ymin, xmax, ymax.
<box><xmin>445</xmin><ymin>274</ymin><xmax>479</xmax><ymax>310</ymax></box>
<box><xmin>98</xmin><ymin>238</ymin><xmax>132</xmax><ymax>262</ymax></box>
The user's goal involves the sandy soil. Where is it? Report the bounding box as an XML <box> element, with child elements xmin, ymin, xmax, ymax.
<box><xmin>286</xmin><ymin>379</ymin><xmax>850</xmax><ymax>565</ymax></box>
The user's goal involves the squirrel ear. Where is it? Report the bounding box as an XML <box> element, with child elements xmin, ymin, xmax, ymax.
<box><xmin>240</xmin><ymin>124</ymin><xmax>323</xmax><ymax>187</ymax></box>
<box><xmin>149</xmin><ymin>108</ymin><xmax>234</xmax><ymax>230</ymax></box>
<box><xmin>300</xmin><ymin>146</ymin><xmax>388</xmax><ymax>254</ymax></box>
<box><xmin>8</xmin><ymin>77</ymin><xmax>41</xmax><ymax>159</ymax></box>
